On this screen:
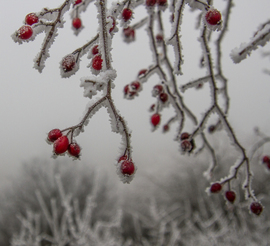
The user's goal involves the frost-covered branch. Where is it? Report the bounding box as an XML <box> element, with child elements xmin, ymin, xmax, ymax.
<box><xmin>231</xmin><ymin>19</ymin><xmax>270</xmax><ymax>64</ymax></box>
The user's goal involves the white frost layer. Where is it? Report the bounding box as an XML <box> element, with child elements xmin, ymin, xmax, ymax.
<box><xmin>80</xmin><ymin>69</ymin><xmax>117</xmax><ymax>98</ymax></box>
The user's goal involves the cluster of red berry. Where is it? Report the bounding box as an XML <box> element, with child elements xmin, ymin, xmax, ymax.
<box><xmin>262</xmin><ymin>155</ymin><xmax>270</xmax><ymax>169</ymax></box>
<box><xmin>61</xmin><ymin>45</ymin><xmax>104</xmax><ymax>73</ymax></box>
<box><xmin>179</xmin><ymin>132</ymin><xmax>195</xmax><ymax>153</ymax></box>
<box><xmin>17</xmin><ymin>13</ymin><xmax>39</xmax><ymax>40</ymax></box>
<box><xmin>90</xmin><ymin>45</ymin><xmax>103</xmax><ymax>70</ymax></box>
<box><xmin>47</xmin><ymin>129</ymin><xmax>81</xmax><ymax>158</ymax></box>
<box><xmin>149</xmin><ymin>84</ymin><xmax>170</xmax><ymax>129</ymax></box>
<box><xmin>210</xmin><ymin>182</ymin><xmax>263</xmax><ymax>215</ymax></box>
<box><xmin>123</xmin><ymin>69</ymin><xmax>148</xmax><ymax>98</ymax></box>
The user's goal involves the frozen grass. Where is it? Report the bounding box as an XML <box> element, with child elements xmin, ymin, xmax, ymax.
<box><xmin>0</xmin><ymin>155</ymin><xmax>269</xmax><ymax>245</ymax></box>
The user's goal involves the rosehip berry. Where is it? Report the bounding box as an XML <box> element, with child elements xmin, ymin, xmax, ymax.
<box><xmin>48</xmin><ymin>129</ymin><xmax>62</xmax><ymax>142</ymax></box>
<box><xmin>262</xmin><ymin>155</ymin><xmax>270</xmax><ymax>164</ymax></box>
<box><xmin>122</xmin><ymin>8</ymin><xmax>132</xmax><ymax>22</ymax></box>
<box><xmin>157</xmin><ymin>0</ymin><xmax>167</xmax><ymax>6</ymax></box>
<box><xmin>68</xmin><ymin>143</ymin><xmax>81</xmax><ymax>158</ymax></box>
<box><xmin>181</xmin><ymin>140</ymin><xmax>192</xmax><ymax>152</ymax></box>
<box><xmin>129</xmin><ymin>91</ymin><xmax>137</xmax><ymax>97</ymax></box>
<box><xmin>92</xmin><ymin>45</ymin><xmax>99</xmax><ymax>55</ymax></box>
<box><xmin>150</xmin><ymin>104</ymin><xmax>155</xmax><ymax>111</ymax></box>
<box><xmin>163</xmin><ymin>124</ymin><xmax>169</xmax><ymax>132</ymax></box>
<box><xmin>205</xmin><ymin>9</ymin><xmax>222</xmax><ymax>26</ymax></box>
<box><xmin>180</xmin><ymin>132</ymin><xmax>190</xmax><ymax>140</ymax></box>
<box><xmin>151</xmin><ymin>113</ymin><xmax>161</xmax><ymax>127</ymax></box>
<box><xmin>118</xmin><ymin>155</ymin><xmax>128</xmax><ymax>162</ymax></box>
<box><xmin>156</xmin><ymin>34</ymin><xmax>163</xmax><ymax>43</ymax></box>
<box><xmin>131</xmin><ymin>81</ymin><xmax>141</xmax><ymax>90</ymax></box>
<box><xmin>159</xmin><ymin>92</ymin><xmax>168</xmax><ymax>103</ymax></box>
<box><xmin>123</xmin><ymin>27</ymin><xmax>135</xmax><ymax>40</ymax></box>
<box><xmin>92</xmin><ymin>55</ymin><xmax>103</xmax><ymax>70</ymax></box>
<box><xmin>62</xmin><ymin>55</ymin><xmax>76</xmax><ymax>72</ymax></box>
<box><xmin>210</xmin><ymin>183</ymin><xmax>222</xmax><ymax>193</ymax></box>
<box><xmin>53</xmin><ymin>136</ymin><xmax>69</xmax><ymax>155</ymax></box>
<box><xmin>74</xmin><ymin>0</ymin><xmax>82</xmax><ymax>5</ymax></box>
<box><xmin>25</xmin><ymin>13</ymin><xmax>39</xmax><ymax>26</ymax></box>
<box><xmin>152</xmin><ymin>84</ymin><xmax>163</xmax><ymax>96</ymax></box>
<box><xmin>225</xmin><ymin>191</ymin><xmax>236</xmax><ymax>203</ymax></box>
<box><xmin>107</xmin><ymin>16</ymin><xmax>116</xmax><ymax>33</ymax></box>
<box><xmin>196</xmin><ymin>83</ymin><xmax>203</xmax><ymax>89</ymax></box>
<box><xmin>250</xmin><ymin>202</ymin><xmax>263</xmax><ymax>216</ymax></box>
<box><xmin>72</xmin><ymin>17</ymin><xmax>82</xmax><ymax>29</ymax></box>
<box><xmin>208</xmin><ymin>125</ymin><xmax>215</xmax><ymax>133</ymax></box>
<box><xmin>171</xmin><ymin>14</ymin><xmax>174</xmax><ymax>23</ymax></box>
<box><xmin>121</xmin><ymin>160</ymin><xmax>135</xmax><ymax>175</ymax></box>
<box><xmin>138</xmin><ymin>69</ymin><xmax>147</xmax><ymax>77</ymax></box>
<box><xmin>124</xmin><ymin>85</ymin><xmax>130</xmax><ymax>95</ymax></box>
<box><xmin>18</xmin><ymin>25</ymin><xmax>33</xmax><ymax>40</ymax></box>
<box><xmin>146</xmin><ymin>0</ymin><xmax>156</xmax><ymax>7</ymax></box>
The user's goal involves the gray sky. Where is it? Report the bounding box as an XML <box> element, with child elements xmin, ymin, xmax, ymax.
<box><xmin>1</xmin><ymin>0</ymin><xmax>270</xmax><ymax>187</ymax></box>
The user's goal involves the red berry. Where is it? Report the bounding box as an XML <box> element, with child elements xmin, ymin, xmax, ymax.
<box><xmin>131</xmin><ymin>81</ymin><xmax>141</xmax><ymax>90</ymax></box>
<box><xmin>92</xmin><ymin>55</ymin><xmax>103</xmax><ymax>70</ymax></box>
<box><xmin>180</xmin><ymin>132</ymin><xmax>190</xmax><ymax>140</ymax></box>
<box><xmin>107</xmin><ymin>16</ymin><xmax>116</xmax><ymax>32</ymax></box>
<box><xmin>150</xmin><ymin>104</ymin><xmax>155</xmax><ymax>111</ymax></box>
<box><xmin>25</xmin><ymin>13</ymin><xmax>39</xmax><ymax>26</ymax></box>
<box><xmin>208</xmin><ymin>125</ymin><xmax>215</xmax><ymax>133</ymax></box>
<box><xmin>205</xmin><ymin>9</ymin><xmax>222</xmax><ymax>26</ymax></box>
<box><xmin>210</xmin><ymin>183</ymin><xmax>222</xmax><ymax>193</ymax></box>
<box><xmin>151</xmin><ymin>113</ymin><xmax>161</xmax><ymax>127</ymax></box>
<box><xmin>124</xmin><ymin>85</ymin><xmax>130</xmax><ymax>95</ymax></box>
<box><xmin>138</xmin><ymin>69</ymin><xmax>147</xmax><ymax>77</ymax></box>
<box><xmin>122</xmin><ymin>8</ymin><xmax>132</xmax><ymax>22</ymax></box>
<box><xmin>156</xmin><ymin>34</ymin><xmax>163</xmax><ymax>43</ymax></box>
<box><xmin>146</xmin><ymin>0</ymin><xmax>156</xmax><ymax>7</ymax></box>
<box><xmin>118</xmin><ymin>155</ymin><xmax>128</xmax><ymax>162</ymax></box>
<box><xmin>74</xmin><ymin>0</ymin><xmax>82</xmax><ymax>5</ymax></box>
<box><xmin>159</xmin><ymin>92</ymin><xmax>168</xmax><ymax>103</ymax></box>
<box><xmin>196</xmin><ymin>83</ymin><xmax>203</xmax><ymax>89</ymax></box>
<box><xmin>163</xmin><ymin>124</ymin><xmax>169</xmax><ymax>132</ymax></box>
<box><xmin>18</xmin><ymin>25</ymin><xmax>33</xmax><ymax>40</ymax></box>
<box><xmin>267</xmin><ymin>162</ymin><xmax>270</xmax><ymax>170</ymax></box>
<box><xmin>123</xmin><ymin>27</ymin><xmax>135</xmax><ymax>40</ymax></box>
<box><xmin>262</xmin><ymin>155</ymin><xmax>270</xmax><ymax>164</ymax></box>
<box><xmin>48</xmin><ymin>129</ymin><xmax>62</xmax><ymax>142</ymax></box>
<box><xmin>121</xmin><ymin>160</ymin><xmax>135</xmax><ymax>175</ymax></box>
<box><xmin>53</xmin><ymin>136</ymin><xmax>69</xmax><ymax>155</ymax></box>
<box><xmin>62</xmin><ymin>55</ymin><xmax>76</xmax><ymax>72</ymax></box>
<box><xmin>152</xmin><ymin>84</ymin><xmax>163</xmax><ymax>96</ymax></box>
<box><xmin>225</xmin><ymin>191</ymin><xmax>236</xmax><ymax>203</ymax></box>
<box><xmin>250</xmin><ymin>202</ymin><xmax>263</xmax><ymax>215</ymax></box>
<box><xmin>68</xmin><ymin>143</ymin><xmax>81</xmax><ymax>158</ymax></box>
<box><xmin>92</xmin><ymin>45</ymin><xmax>99</xmax><ymax>55</ymax></box>
<box><xmin>157</xmin><ymin>0</ymin><xmax>167</xmax><ymax>6</ymax></box>
<box><xmin>72</xmin><ymin>17</ymin><xmax>82</xmax><ymax>29</ymax></box>
<box><xmin>181</xmin><ymin>140</ymin><xmax>192</xmax><ymax>152</ymax></box>
<box><xmin>171</xmin><ymin>14</ymin><xmax>174</xmax><ymax>23</ymax></box>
